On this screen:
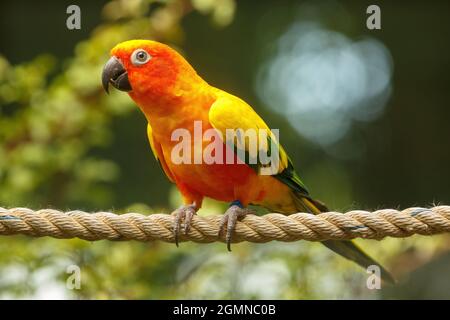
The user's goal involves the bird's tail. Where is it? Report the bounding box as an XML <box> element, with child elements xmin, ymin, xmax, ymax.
<box><xmin>293</xmin><ymin>193</ymin><xmax>396</xmax><ymax>285</ymax></box>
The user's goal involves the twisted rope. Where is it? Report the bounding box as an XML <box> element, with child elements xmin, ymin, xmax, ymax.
<box><xmin>0</xmin><ymin>206</ymin><xmax>449</xmax><ymax>243</ymax></box>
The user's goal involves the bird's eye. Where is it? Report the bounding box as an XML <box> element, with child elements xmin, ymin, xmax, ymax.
<box><xmin>131</xmin><ymin>49</ymin><xmax>151</xmax><ymax>66</ymax></box>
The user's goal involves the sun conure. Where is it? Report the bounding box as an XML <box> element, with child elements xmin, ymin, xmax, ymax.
<box><xmin>102</xmin><ymin>40</ymin><xmax>394</xmax><ymax>284</ymax></box>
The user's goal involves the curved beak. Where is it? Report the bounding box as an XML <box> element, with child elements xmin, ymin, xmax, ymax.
<box><xmin>101</xmin><ymin>56</ymin><xmax>132</xmax><ymax>94</ymax></box>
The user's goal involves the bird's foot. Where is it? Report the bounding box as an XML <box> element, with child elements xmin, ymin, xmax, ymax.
<box><xmin>172</xmin><ymin>203</ymin><xmax>197</xmax><ymax>247</ymax></box>
<box><xmin>218</xmin><ymin>203</ymin><xmax>255</xmax><ymax>251</ymax></box>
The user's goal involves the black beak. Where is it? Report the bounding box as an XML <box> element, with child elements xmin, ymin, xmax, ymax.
<box><xmin>101</xmin><ymin>56</ymin><xmax>132</xmax><ymax>94</ymax></box>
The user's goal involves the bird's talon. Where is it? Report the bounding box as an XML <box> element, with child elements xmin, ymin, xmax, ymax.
<box><xmin>218</xmin><ymin>205</ymin><xmax>254</xmax><ymax>251</ymax></box>
<box><xmin>184</xmin><ymin>209</ymin><xmax>195</xmax><ymax>235</ymax></box>
<box><xmin>172</xmin><ymin>204</ymin><xmax>196</xmax><ymax>247</ymax></box>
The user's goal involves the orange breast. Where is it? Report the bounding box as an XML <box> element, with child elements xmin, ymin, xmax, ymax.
<box><xmin>160</xmin><ymin>119</ymin><xmax>258</xmax><ymax>203</ymax></box>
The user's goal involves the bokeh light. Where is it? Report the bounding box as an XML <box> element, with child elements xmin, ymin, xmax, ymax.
<box><xmin>256</xmin><ymin>21</ymin><xmax>393</xmax><ymax>146</ymax></box>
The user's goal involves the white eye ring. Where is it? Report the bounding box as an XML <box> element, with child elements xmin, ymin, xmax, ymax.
<box><xmin>131</xmin><ymin>49</ymin><xmax>151</xmax><ymax>66</ymax></box>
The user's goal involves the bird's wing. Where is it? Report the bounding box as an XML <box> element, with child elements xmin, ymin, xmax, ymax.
<box><xmin>208</xmin><ymin>95</ymin><xmax>309</xmax><ymax>196</ymax></box>
<box><xmin>147</xmin><ymin>123</ymin><xmax>175</xmax><ymax>183</ymax></box>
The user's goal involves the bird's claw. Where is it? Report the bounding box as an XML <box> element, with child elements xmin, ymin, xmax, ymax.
<box><xmin>172</xmin><ymin>204</ymin><xmax>197</xmax><ymax>247</ymax></box>
<box><xmin>218</xmin><ymin>205</ymin><xmax>255</xmax><ymax>251</ymax></box>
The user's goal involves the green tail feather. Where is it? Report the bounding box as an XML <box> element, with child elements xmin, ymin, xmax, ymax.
<box><xmin>321</xmin><ymin>239</ymin><xmax>395</xmax><ymax>284</ymax></box>
<box><xmin>295</xmin><ymin>195</ymin><xmax>396</xmax><ymax>285</ymax></box>
<box><xmin>269</xmin><ymin>154</ymin><xmax>395</xmax><ymax>284</ymax></box>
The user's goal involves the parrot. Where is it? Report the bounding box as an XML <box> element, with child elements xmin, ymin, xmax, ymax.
<box><xmin>102</xmin><ymin>39</ymin><xmax>395</xmax><ymax>284</ymax></box>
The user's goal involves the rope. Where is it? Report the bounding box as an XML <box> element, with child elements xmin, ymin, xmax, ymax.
<box><xmin>0</xmin><ymin>206</ymin><xmax>449</xmax><ymax>243</ymax></box>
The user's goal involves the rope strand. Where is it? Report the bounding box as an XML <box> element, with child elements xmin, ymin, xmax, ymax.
<box><xmin>0</xmin><ymin>206</ymin><xmax>449</xmax><ymax>243</ymax></box>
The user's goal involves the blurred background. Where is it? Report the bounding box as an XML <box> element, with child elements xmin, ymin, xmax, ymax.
<box><xmin>0</xmin><ymin>0</ymin><xmax>449</xmax><ymax>299</ymax></box>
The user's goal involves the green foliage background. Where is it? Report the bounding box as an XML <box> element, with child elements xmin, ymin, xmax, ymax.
<box><xmin>0</xmin><ymin>0</ymin><xmax>449</xmax><ymax>299</ymax></box>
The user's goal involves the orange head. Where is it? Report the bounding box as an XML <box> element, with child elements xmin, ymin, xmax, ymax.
<box><xmin>102</xmin><ymin>40</ymin><xmax>203</xmax><ymax>108</ymax></box>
